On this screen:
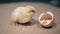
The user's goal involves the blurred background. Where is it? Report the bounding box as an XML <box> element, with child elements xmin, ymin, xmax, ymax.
<box><xmin>0</xmin><ymin>0</ymin><xmax>60</xmax><ymax>8</ymax></box>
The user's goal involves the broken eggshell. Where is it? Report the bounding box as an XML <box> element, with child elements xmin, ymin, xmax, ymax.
<box><xmin>39</xmin><ymin>11</ymin><xmax>54</xmax><ymax>27</ymax></box>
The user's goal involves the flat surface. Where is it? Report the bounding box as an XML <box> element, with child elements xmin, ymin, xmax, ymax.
<box><xmin>0</xmin><ymin>2</ymin><xmax>60</xmax><ymax>34</ymax></box>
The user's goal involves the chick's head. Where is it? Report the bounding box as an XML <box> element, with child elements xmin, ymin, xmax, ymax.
<box><xmin>25</xmin><ymin>6</ymin><xmax>35</xmax><ymax>16</ymax></box>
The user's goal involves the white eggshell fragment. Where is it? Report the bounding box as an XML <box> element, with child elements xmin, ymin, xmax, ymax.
<box><xmin>39</xmin><ymin>11</ymin><xmax>54</xmax><ymax>27</ymax></box>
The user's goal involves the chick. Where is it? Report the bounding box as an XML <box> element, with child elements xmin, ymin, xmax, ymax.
<box><xmin>11</xmin><ymin>6</ymin><xmax>35</xmax><ymax>24</ymax></box>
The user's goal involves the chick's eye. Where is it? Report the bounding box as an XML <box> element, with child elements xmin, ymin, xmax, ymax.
<box><xmin>32</xmin><ymin>10</ymin><xmax>35</xmax><ymax>12</ymax></box>
<box><xmin>29</xmin><ymin>10</ymin><xmax>35</xmax><ymax>13</ymax></box>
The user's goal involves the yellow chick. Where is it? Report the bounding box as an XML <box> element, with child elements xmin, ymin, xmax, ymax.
<box><xmin>11</xmin><ymin>6</ymin><xmax>35</xmax><ymax>24</ymax></box>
